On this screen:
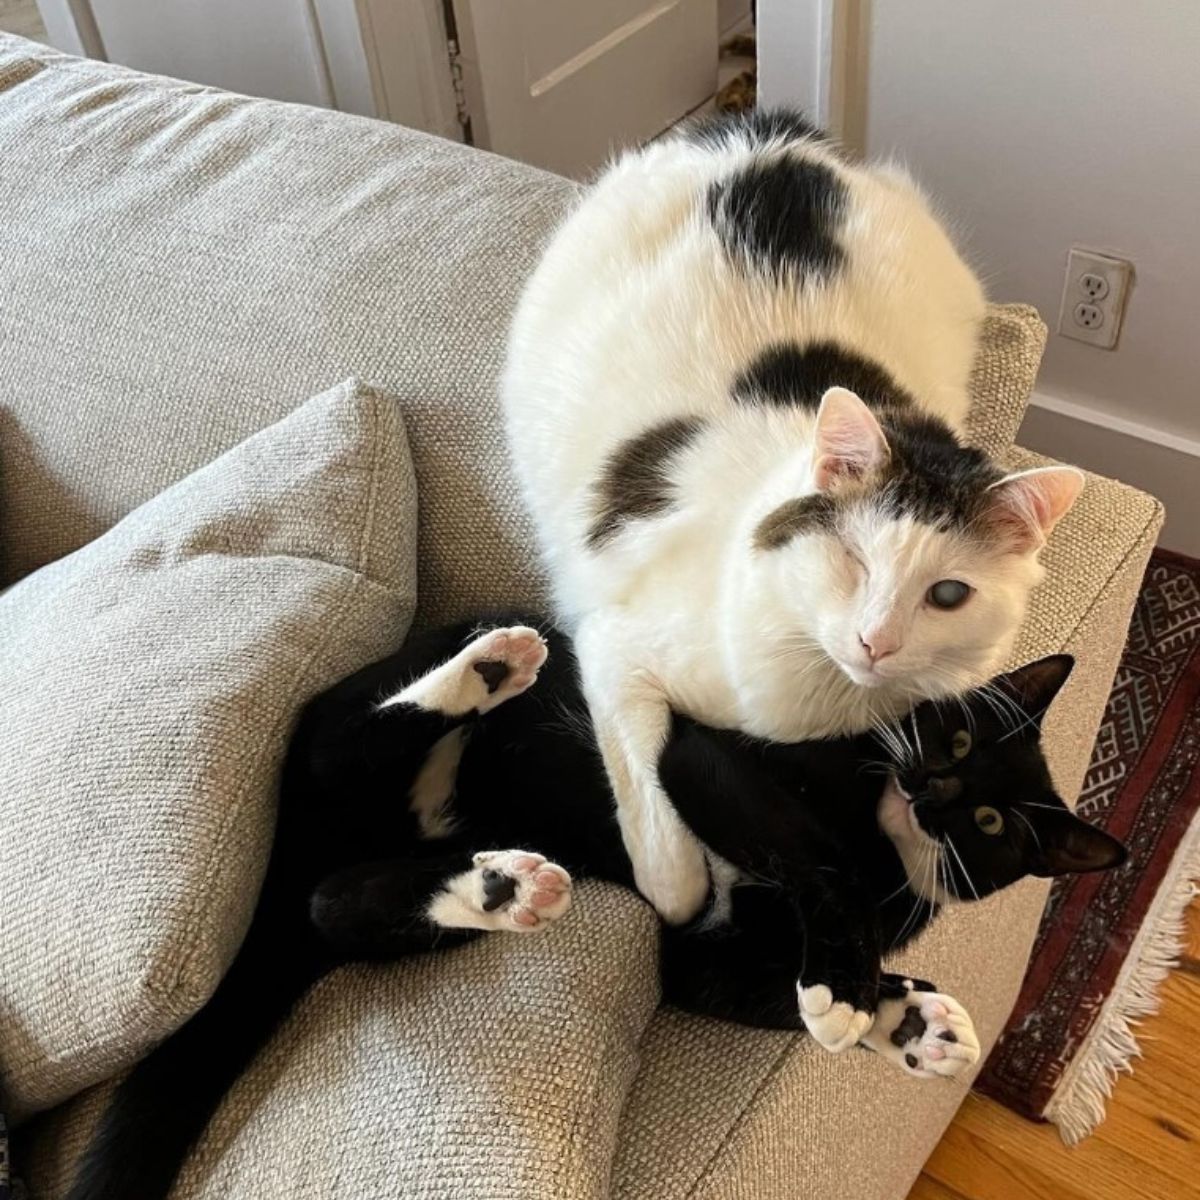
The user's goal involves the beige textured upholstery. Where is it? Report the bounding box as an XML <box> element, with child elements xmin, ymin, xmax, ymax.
<box><xmin>0</xmin><ymin>380</ymin><xmax>417</xmax><ymax>1118</ymax></box>
<box><xmin>24</xmin><ymin>883</ymin><xmax>661</xmax><ymax>1200</ymax></box>
<box><xmin>0</xmin><ymin>34</ymin><xmax>1161</xmax><ymax>1200</ymax></box>
<box><xmin>0</xmin><ymin>39</ymin><xmax>561</xmax><ymax>623</ymax></box>
<box><xmin>964</xmin><ymin>305</ymin><xmax>1048</xmax><ymax>456</ymax></box>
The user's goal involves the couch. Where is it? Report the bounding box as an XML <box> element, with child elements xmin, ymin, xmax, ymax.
<box><xmin>0</xmin><ymin>33</ymin><xmax>1163</xmax><ymax>1200</ymax></box>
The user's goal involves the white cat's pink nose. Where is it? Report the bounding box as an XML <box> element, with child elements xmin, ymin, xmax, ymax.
<box><xmin>859</xmin><ymin>631</ymin><xmax>900</xmax><ymax>663</ymax></box>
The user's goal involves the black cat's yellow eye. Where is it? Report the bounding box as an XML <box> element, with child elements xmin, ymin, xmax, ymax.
<box><xmin>974</xmin><ymin>806</ymin><xmax>1004</xmax><ymax>835</ymax></box>
<box><xmin>951</xmin><ymin>730</ymin><xmax>972</xmax><ymax>759</ymax></box>
<box><xmin>928</xmin><ymin>579</ymin><xmax>972</xmax><ymax>610</ymax></box>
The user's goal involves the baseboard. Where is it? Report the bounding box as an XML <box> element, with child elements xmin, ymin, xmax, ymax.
<box><xmin>1018</xmin><ymin>391</ymin><xmax>1199</xmax><ymax>557</ymax></box>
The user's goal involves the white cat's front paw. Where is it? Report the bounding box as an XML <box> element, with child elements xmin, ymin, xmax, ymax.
<box><xmin>865</xmin><ymin>984</ymin><xmax>981</xmax><ymax>1079</ymax></box>
<box><xmin>798</xmin><ymin>984</ymin><xmax>875</xmax><ymax>1052</ymax></box>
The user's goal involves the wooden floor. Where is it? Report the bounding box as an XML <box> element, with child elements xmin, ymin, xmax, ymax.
<box><xmin>910</xmin><ymin>898</ymin><xmax>1200</xmax><ymax>1200</ymax></box>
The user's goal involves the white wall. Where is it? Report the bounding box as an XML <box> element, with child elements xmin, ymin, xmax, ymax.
<box><xmin>758</xmin><ymin>0</ymin><xmax>838</xmax><ymax>128</ymax></box>
<box><xmin>760</xmin><ymin>0</ymin><xmax>1200</xmax><ymax>553</ymax></box>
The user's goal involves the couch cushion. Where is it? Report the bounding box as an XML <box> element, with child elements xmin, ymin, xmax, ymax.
<box><xmin>0</xmin><ymin>35</ymin><xmax>563</xmax><ymax>623</ymax></box>
<box><xmin>1</xmin><ymin>35</ymin><xmax>1033</xmax><ymax>626</ymax></box>
<box><xmin>964</xmin><ymin>304</ymin><xmax>1048</xmax><ymax>455</ymax></box>
<box><xmin>0</xmin><ymin>379</ymin><xmax>416</xmax><ymax>1118</ymax></box>
<box><xmin>24</xmin><ymin>881</ymin><xmax>660</xmax><ymax>1200</ymax></box>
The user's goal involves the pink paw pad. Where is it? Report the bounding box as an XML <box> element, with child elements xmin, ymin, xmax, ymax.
<box><xmin>471</xmin><ymin>850</ymin><xmax>573</xmax><ymax>932</ymax></box>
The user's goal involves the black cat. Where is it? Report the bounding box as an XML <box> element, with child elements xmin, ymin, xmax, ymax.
<box><xmin>67</xmin><ymin>621</ymin><xmax>1125</xmax><ymax>1200</ymax></box>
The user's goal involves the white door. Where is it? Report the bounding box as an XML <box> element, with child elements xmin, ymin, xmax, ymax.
<box><xmin>453</xmin><ymin>0</ymin><xmax>718</xmax><ymax>178</ymax></box>
<box><xmin>35</xmin><ymin>0</ymin><xmax>463</xmax><ymax>135</ymax></box>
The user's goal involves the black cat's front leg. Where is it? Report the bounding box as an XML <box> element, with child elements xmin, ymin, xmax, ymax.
<box><xmin>790</xmin><ymin>875</ymin><xmax>885</xmax><ymax>1052</ymax></box>
<box><xmin>861</xmin><ymin>972</ymin><xmax>982</xmax><ymax>1079</ymax></box>
<box><xmin>660</xmin><ymin>880</ymin><xmax>883</xmax><ymax>1045</ymax></box>
<box><xmin>660</xmin><ymin>887</ymin><xmax>806</xmax><ymax>1030</ymax></box>
<box><xmin>658</xmin><ymin>720</ymin><xmax>885</xmax><ymax>1048</ymax></box>
<box><xmin>309</xmin><ymin>850</ymin><xmax>573</xmax><ymax>960</ymax></box>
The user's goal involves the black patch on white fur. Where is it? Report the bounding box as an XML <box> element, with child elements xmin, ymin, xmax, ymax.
<box><xmin>588</xmin><ymin>417</ymin><xmax>705</xmax><ymax>547</ymax></box>
<box><xmin>876</xmin><ymin>413</ymin><xmax>1005</xmax><ymax>531</ymax></box>
<box><xmin>708</xmin><ymin>155</ymin><xmax>846</xmax><ymax>281</ymax></box>
<box><xmin>472</xmin><ymin>660</ymin><xmax>509</xmax><ymax>695</ymax></box>
<box><xmin>754</xmin><ymin>494</ymin><xmax>839</xmax><ymax>550</ymax></box>
<box><xmin>480</xmin><ymin>868</ymin><xmax>517</xmax><ymax>912</ymax></box>
<box><xmin>683</xmin><ymin>107</ymin><xmax>829</xmax><ymax>151</ymax></box>
<box><xmin>891</xmin><ymin>1004</ymin><xmax>928</xmax><ymax>1047</ymax></box>
<box><xmin>754</xmin><ymin>410</ymin><xmax>1006</xmax><ymax>551</ymax></box>
<box><xmin>733</xmin><ymin>342</ymin><xmax>915</xmax><ymax>409</ymax></box>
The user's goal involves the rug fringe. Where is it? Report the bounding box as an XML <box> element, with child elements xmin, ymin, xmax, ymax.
<box><xmin>1044</xmin><ymin>818</ymin><xmax>1200</xmax><ymax>1144</ymax></box>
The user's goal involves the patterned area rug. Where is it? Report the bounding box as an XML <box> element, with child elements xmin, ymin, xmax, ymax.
<box><xmin>977</xmin><ymin>548</ymin><xmax>1200</xmax><ymax>1141</ymax></box>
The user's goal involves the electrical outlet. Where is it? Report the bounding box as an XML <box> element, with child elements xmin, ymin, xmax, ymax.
<box><xmin>1058</xmin><ymin>249</ymin><xmax>1133</xmax><ymax>349</ymax></box>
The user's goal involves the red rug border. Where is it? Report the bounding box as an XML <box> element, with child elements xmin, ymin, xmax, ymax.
<box><xmin>975</xmin><ymin>546</ymin><xmax>1200</xmax><ymax>1121</ymax></box>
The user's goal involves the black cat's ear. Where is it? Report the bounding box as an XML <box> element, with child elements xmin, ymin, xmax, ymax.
<box><xmin>996</xmin><ymin>655</ymin><xmax>1074</xmax><ymax>723</ymax></box>
<box><xmin>1022</xmin><ymin>803</ymin><xmax>1127</xmax><ymax>877</ymax></box>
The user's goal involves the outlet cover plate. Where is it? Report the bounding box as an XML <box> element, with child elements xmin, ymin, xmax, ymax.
<box><xmin>1057</xmin><ymin>248</ymin><xmax>1133</xmax><ymax>349</ymax></box>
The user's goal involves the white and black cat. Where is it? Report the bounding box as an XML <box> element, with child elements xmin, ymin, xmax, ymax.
<box><xmin>66</xmin><ymin>621</ymin><xmax>1124</xmax><ymax>1200</ymax></box>
<box><xmin>503</xmin><ymin>108</ymin><xmax>1085</xmax><ymax>922</ymax></box>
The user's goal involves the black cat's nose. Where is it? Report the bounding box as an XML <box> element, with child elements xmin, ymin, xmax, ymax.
<box><xmin>926</xmin><ymin>776</ymin><xmax>962</xmax><ymax>806</ymax></box>
<box><xmin>481</xmin><ymin>867</ymin><xmax>517</xmax><ymax>912</ymax></box>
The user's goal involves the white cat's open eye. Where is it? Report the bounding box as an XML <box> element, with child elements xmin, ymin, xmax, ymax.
<box><xmin>928</xmin><ymin>579</ymin><xmax>972</xmax><ymax>610</ymax></box>
<box><xmin>951</xmin><ymin>730</ymin><xmax>972</xmax><ymax>759</ymax></box>
<box><xmin>974</xmin><ymin>806</ymin><xmax>1004</xmax><ymax>835</ymax></box>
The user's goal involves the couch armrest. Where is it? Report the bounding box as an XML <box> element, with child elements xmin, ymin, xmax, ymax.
<box><xmin>966</xmin><ymin>304</ymin><xmax>1049</xmax><ymax>456</ymax></box>
<box><xmin>612</xmin><ymin>466</ymin><xmax>1163</xmax><ymax>1200</ymax></box>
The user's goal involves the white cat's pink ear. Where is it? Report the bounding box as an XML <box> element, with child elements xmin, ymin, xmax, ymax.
<box><xmin>984</xmin><ymin>466</ymin><xmax>1085</xmax><ymax>550</ymax></box>
<box><xmin>813</xmin><ymin>388</ymin><xmax>889</xmax><ymax>491</ymax></box>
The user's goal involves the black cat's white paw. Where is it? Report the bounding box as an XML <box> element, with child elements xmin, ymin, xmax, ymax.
<box><xmin>797</xmin><ymin>984</ymin><xmax>875</xmax><ymax>1053</ymax></box>
<box><xmin>862</xmin><ymin>983</ymin><xmax>981</xmax><ymax>1079</ymax></box>
<box><xmin>380</xmin><ymin>626</ymin><xmax>548</xmax><ymax>717</ymax></box>
<box><xmin>427</xmin><ymin>850</ymin><xmax>573</xmax><ymax>933</ymax></box>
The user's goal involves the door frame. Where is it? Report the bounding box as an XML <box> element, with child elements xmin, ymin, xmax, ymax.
<box><xmin>37</xmin><ymin>0</ymin><xmax>106</xmax><ymax>58</ymax></box>
<box><xmin>757</xmin><ymin>0</ymin><xmax>868</xmax><ymax>152</ymax></box>
<box><xmin>344</xmin><ymin>0</ymin><xmax>461</xmax><ymax>136</ymax></box>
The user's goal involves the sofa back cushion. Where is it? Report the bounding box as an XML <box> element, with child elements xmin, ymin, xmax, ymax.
<box><xmin>0</xmin><ymin>36</ymin><xmax>1041</xmax><ymax>628</ymax></box>
<box><xmin>0</xmin><ymin>37</ymin><xmax>571</xmax><ymax>621</ymax></box>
